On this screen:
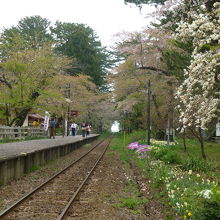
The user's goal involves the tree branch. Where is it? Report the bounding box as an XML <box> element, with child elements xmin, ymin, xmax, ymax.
<box><xmin>138</xmin><ymin>66</ymin><xmax>169</xmax><ymax>75</ymax></box>
<box><xmin>0</xmin><ymin>75</ymin><xmax>12</xmax><ymax>89</ymax></box>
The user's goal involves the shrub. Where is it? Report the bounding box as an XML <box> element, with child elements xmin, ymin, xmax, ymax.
<box><xmin>161</xmin><ymin>151</ymin><xmax>181</xmax><ymax>164</ymax></box>
<box><xmin>151</xmin><ymin>146</ymin><xmax>169</xmax><ymax>159</ymax></box>
<box><xmin>151</xmin><ymin>146</ymin><xmax>181</xmax><ymax>164</ymax></box>
<box><xmin>200</xmin><ymin>186</ymin><xmax>220</xmax><ymax>220</ymax></box>
<box><xmin>181</xmin><ymin>157</ymin><xmax>213</xmax><ymax>172</ymax></box>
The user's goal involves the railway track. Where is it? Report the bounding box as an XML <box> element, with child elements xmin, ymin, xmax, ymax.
<box><xmin>0</xmin><ymin>137</ymin><xmax>111</xmax><ymax>220</ymax></box>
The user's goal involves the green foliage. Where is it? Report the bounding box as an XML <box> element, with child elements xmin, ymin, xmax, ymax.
<box><xmin>0</xmin><ymin>15</ymin><xmax>113</xmax><ymax>90</ymax></box>
<box><xmin>117</xmin><ymin>196</ymin><xmax>148</xmax><ymax>209</ymax></box>
<box><xmin>174</xmin><ymin>138</ymin><xmax>220</xmax><ymax>174</ymax></box>
<box><xmin>200</xmin><ymin>186</ymin><xmax>220</xmax><ymax>220</ymax></box>
<box><xmin>0</xmin><ymin>16</ymin><xmax>52</xmax><ymax>57</ymax></box>
<box><xmin>0</xmin><ymin>45</ymin><xmax>68</xmax><ymax>126</ymax></box>
<box><xmin>162</xmin><ymin>151</ymin><xmax>181</xmax><ymax>164</ymax></box>
<box><xmin>4</xmin><ymin>61</ymin><xmax>27</xmax><ymax>73</ymax></box>
<box><xmin>161</xmin><ymin>40</ymin><xmax>193</xmax><ymax>80</ymax></box>
<box><xmin>55</xmin><ymin>127</ymin><xmax>62</xmax><ymax>136</ymax></box>
<box><xmin>114</xmin><ymin>178</ymin><xmax>148</xmax><ymax>213</ymax></box>
<box><xmin>129</xmin><ymin>102</ymin><xmax>146</xmax><ymax>130</ymax></box>
<box><xmin>17</xmin><ymin>16</ymin><xmax>52</xmax><ymax>48</ymax></box>
<box><xmin>51</xmin><ymin>22</ymin><xmax>111</xmax><ymax>87</ymax></box>
<box><xmin>181</xmin><ymin>157</ymin><xmax>214</xmax><ymax>173</ymax></box>
<box><xmin>30</xmin><ymin>165</ymin><xmax>42</xmax><ymax>172</ymax></box>
<box><xmin>151</xmin><ymin>146</ymin><xmax>181</xmax><ymax>164</ymax></box>
<box><xmin>0</xmin><ymin>138</ymin><xmax>17</xmax><ymax>144</ymax></box>
<box><xmin>110</xmin><ymin>131</ymin><xmax>220</xmax><ymax>220</ymax></box>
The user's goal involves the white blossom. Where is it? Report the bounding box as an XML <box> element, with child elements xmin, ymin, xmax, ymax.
<box><xmin>175</xmin><ymin>4</ymin><xmax>220</xmax><ymax>128</ymax></box>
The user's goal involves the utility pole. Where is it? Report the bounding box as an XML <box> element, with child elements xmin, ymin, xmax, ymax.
<box><xmin>67</xmin><ymin>83</ymin><xmax>71</xmax><ymax>136</ymax></box>
<box><xmin>62</xmin><ymin>84</ymin><xmax>71</xmax><ymax>137</ymax></box>
<box><xmin>123</xmin><ymin>114</ymin><xmax>126</xmax><ymax>151</ymax></box>
<box><xmin>147</xmin><ymin>79</ymin><xmax>151</xmax><ymax>145</ymax></box>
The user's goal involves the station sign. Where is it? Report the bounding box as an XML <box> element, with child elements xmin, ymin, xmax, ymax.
<box><xmin>70</xmin><ymin>111</ymin><xmax>78</xmax><ymax>117</ymax></box>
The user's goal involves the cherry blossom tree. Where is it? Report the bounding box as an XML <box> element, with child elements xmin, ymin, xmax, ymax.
<box><xmin>175</xmin><ymin>2</ymin><xmax>220</xmax><ymax>158</ymax></box>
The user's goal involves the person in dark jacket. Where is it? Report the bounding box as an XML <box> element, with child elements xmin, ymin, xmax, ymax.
<box><xmin>49</xmin><ymin>118</ymin><xmax>56</xmax><ymax>139</ymax></box>
<box><xmin>81</xmin><ymin>122</ymin><xmax>87</xmax><ymax>137</ymax></box>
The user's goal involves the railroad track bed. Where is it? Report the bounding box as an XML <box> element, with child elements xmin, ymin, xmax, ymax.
<box><xmin>0</xmin><ymin>138</ymin><xmax>109</xmax><ymax>219</ymax></box>
<box><xmin>1</xmin><ymin>138</ymin><xmax>110</xmax><ymax>219</ymax></box>
<box><xmin>0</xmin><ymin>136</ymin><xmax>166</xmax><ymax>220</ymax></box>
<box><xmin>0</xmin><ymin>141</ymin><xmax>101</xmax><ymax>213</ymax></box>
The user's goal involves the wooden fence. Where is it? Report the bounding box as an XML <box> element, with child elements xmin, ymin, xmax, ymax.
<box><xmin>0</xmin><ymin>126</ymin><xmax>46</xmax><ymax>139</ymax></box>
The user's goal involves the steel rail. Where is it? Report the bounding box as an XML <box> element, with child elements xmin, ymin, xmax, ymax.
<box><xmin>0</xmin><ymin>137</ymin><xmax>107</xmax><ymax>219</ymax></box>
<box><xmin>57</xmin><ymin>138</ymin><xmax>111</xmax><ymax>220</ymax></box>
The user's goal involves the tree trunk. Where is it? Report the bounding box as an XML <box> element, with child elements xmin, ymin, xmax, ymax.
<box><xmin>183</xmin><ymin>128</ymin><xmax>187</xmax><ymax>152</ymax></box>
<box><xmin>199</xmin><ymin>127</ymin><xmax>207</xmax><ymax>160</ymax></box>
<box><xmin>10</xmin><ymin>108</ymin><xmax>31</xmax><ymax>126</ymax></box>
<box><xmin>205</xmin><ymin>0</ymin><xmax>217</xmax><ymax>12</ymax></box>
<box><xmin>167</xmin><ymin>113</ymin><xmax>170</xmax><ymax>145</ymax></box>
<box><xmin>5</xmin><ymin>104</ymin><xmax>10</xmax><ymax>126</ymax></box>
<box><xmin>9</xmin><ymin>91</ymin><xmax>40</xmax><ymax>126</ymax></box>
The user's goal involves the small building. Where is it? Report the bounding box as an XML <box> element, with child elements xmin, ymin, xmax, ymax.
<box><xmin>23</xmin><ymin>113</ymin><xmax>44</xmax><ymax>127</ymax></box>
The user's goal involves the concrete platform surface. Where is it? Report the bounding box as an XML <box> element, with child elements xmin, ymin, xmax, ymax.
<box><xmin>0</xmin><ymin>135</ymin><xmax>98</xmax><ymax>162</ymax></box>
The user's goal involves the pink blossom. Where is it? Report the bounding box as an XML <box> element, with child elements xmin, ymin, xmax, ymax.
<box><xmin>127</xmin><ymin>142</ymin><xmax>139</xmax><ymax>149</ymax></box>
<box><xmin>136</xmin><ymin>147</ymin><xmax>151</xmax><ymax>153</ymax></box>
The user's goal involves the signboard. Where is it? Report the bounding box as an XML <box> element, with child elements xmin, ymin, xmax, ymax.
<box><xmin>70</xmin><ymin>111</ymin><xmax>78</xmax><ymax>117</ymax></box>
<box><xmin>43</xmin><ymin>114</ymin><xmax>50</xmax><ymax>131</ymax></box>
<box><xmin>216</xmin><ymin>124</ymin><xmax>220</xmax><ymax>137</ymax></box>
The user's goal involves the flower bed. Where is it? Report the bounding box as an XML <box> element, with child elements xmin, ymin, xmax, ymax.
<box><xmin>127</xmin><ymin>139</ymin><xmax>220</xmax><ymax>220</ymax></box>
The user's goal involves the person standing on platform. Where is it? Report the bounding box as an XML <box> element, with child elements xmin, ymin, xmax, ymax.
<box><xmin>86</xmin><ymin>124</ymin><xmax>91</xmax><ymax>136</ymax></box>
<box><xmin>81</xmin><ymin>122</ymin><xmax>87</xmax><ymax>137</ymax></box>
<box><xmin>75</xmin><ymin>122</ymin><xmax>78</xmax><ymax>135</ymax></box>
<box><xmin>49</xmin><ymin>118</ymin><xmax>56</xmax><ymax>139</ymax></box>
<box><xmin>71</xmin><ymin>122</ymin><xmax>78</xmax><ymax>136</ymax></box>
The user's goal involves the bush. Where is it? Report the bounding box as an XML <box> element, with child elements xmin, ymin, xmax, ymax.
<box><xmin>200</xmin><ymin>186</ymin><xmax>220</xmax><ymax>220</ymax></box>
<box><xmin>181</xmin><ymin>157</ymin><xmax>213</xmax><ymax>172</ymax></box>
<box><xmin>151</xmin><ymin>146</ymin><xmax>169</xmax><ymax>159</ymax></box>
<box><xmin>161</xmin><ymin>151</ymin><xmax>181</xmax><ymax>164</ymax></box>
<box><xmin>151</xmin><ymin>146</ymin><xmax>181</xmax><ymax>164</ymax></box>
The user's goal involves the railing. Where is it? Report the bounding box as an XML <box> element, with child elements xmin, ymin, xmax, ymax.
<box><xmin>0</xmin><ymin>126</ymin><xmax>46</xmax><ymax>139</ymax></box>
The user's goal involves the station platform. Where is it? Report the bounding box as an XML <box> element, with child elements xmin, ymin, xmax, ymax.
<box><xmin>0</xmin><ymin>135</ymin><xmax>98</xmax><ymax>161</ymax></box>
<box><xmin>0</xmin><ymin>134</ymin><xmax>99</xmax><ymax>185</ymax></box>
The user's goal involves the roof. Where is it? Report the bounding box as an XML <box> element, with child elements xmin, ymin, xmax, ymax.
<box><xmin>28</xmin><ymin>113</ymin><xmax>44</xmax><ymax>120</ymax></box>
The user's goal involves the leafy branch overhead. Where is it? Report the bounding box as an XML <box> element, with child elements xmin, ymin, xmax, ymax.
<box><xmin>0</xmin><ymin>15</ymin><xmax>116</xmax><ymax>127</ymax></box>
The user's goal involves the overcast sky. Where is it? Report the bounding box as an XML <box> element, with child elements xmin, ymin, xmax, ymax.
<box><xmin>0</xmin><ymin>0</ymin><xmax>154</xmax><ymax>47</ymax></box>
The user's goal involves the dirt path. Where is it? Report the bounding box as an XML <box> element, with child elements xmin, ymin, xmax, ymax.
<box><xmin>65</xmin><ymin>148</ymin><xmax>168</xmax><ymax>220</ymax></box>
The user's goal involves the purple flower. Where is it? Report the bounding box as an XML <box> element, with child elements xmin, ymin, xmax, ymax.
<box><xmin>136</xmin><ymin>147</ymin><xmax>151</xmax><ymax>153</ymax></box>
<box><xmin>135</xmin><ymin>144</ymin><xmax>152</xmax><ymax>153</ymax></box>
<box><xmin>138</xmin><ymin>144</ymin><xmax>151</xmax><ymax>148</ymax></box>
<box><xmin>139</xmin><ymin>154</ymin><xmax>147</xmax><ymax>159</ymax></box>
<box><xmin>128</xmin><ymin>142</ymin><xmax>139</xmax><ymax>149</ymax></box>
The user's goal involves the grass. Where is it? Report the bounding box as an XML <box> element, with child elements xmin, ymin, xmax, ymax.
<box><xmin>173</xmin><ymin>138</ymin><xmax>220</xmax><ymax>177</ymax></box>
<box><xmin>113</xmin><ymin>179</ymin><xmax>148</xmax><ymax>214</ymax></box>
<box><xmin>30</xmin><ymin>165</ymin><xmax>42</xmax><ymax>172</ymax></box>
<box><xmin>175</xmin><ymin>138</ymin><xmax>220</xmax><ymax>163</ymax></box>
<box><xmin>110</xmin><ymin>131</ymin><xmax>177</xmax><ymax>219</ymax></box>
<box><xmin>110</xmin><ymin>131</ymin><xmax>220</xmax><ymax>219</ymax></box>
